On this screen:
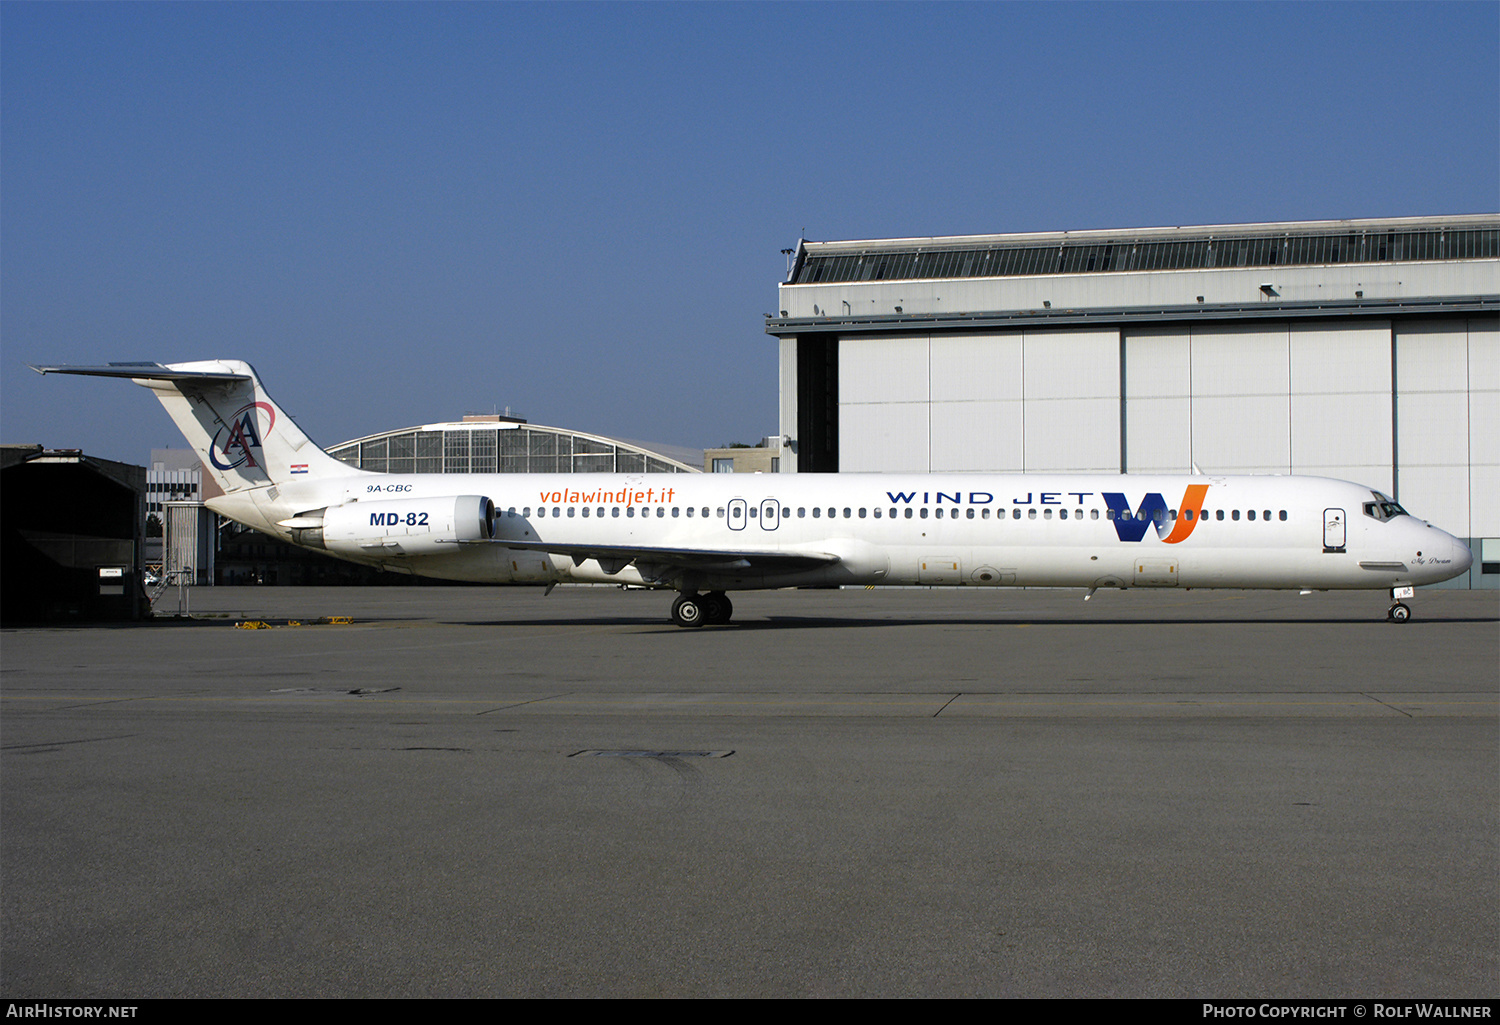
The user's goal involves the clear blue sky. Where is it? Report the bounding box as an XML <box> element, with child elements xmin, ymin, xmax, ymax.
<box><xmin>4</xmin><ymin>1</ymin><xmax>1496</xmax><ymax>464</ymax></box>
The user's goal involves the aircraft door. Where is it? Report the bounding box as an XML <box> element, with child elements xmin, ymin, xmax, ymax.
<box><xmin>1323</xmin><ymin>508</ymin><xmax>1346</xmax><ymax>552</ymax></box>
<box><xmin>760</xmin><ymin>499</ymin><xmax>780</xmax><ymax>531</ymax></box>
<box><xmin>728</xmin><ymin>498</ymin><xmax>747</xmax><ymax>531</ymax></box>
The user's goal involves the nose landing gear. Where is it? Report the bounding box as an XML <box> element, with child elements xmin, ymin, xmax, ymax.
<box><xmin>1387</xmin><ymin>585</ymin><xmax>1415</xmax><ymax>623</ymax></box>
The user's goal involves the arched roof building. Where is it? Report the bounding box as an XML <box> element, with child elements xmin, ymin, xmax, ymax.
<box><xmin>327</xmin><ymin>415</ymin><xmax>700</xmax><ymax>475</ymax></box>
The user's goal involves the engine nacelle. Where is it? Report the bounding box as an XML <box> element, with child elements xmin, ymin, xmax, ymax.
<box><xmin>292</xmin><ymin>496</ymin><xmax>495</xmax><ymax>558</ymax></box>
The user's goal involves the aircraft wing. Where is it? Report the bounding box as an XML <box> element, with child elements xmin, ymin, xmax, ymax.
<box><xmin>483</xmin><ymin>538</ymin><xmax>840</xmax><ymax>573</ymax></box>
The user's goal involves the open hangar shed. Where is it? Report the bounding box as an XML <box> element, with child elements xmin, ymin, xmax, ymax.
<box><xmin>766</xmin><ymin>215</ymin><xmax>1499</xmax><ymax>588</ymax></box>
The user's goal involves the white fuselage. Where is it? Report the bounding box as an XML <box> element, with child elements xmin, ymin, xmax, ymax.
<box><xmin>212</xmin><ymin>470</ymin><xmax>1472</xmax><ymax>594</ymax></box>
<box><xmin>32</xmin><ymin>359</ymin><xmax>1472</xmax><ymax>622</ymax></box>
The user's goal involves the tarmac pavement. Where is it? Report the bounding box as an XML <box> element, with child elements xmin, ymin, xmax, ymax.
<box><xmin>3</xmin><ymin>585</ymin><xmax>1495</xmax><ymax>997</ymax></box>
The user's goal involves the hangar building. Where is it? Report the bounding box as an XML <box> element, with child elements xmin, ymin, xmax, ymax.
<box><xmin>765</xmin><ymin>215</ymin><xmax>1498</xmax><ymax>588</ymax></box>
<box><xmin>1</xmin><ymin>445</ymin><xmax>147</xmax><ymax>620</ymax></box>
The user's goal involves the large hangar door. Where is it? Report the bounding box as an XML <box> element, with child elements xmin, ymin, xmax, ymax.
<box><xmin>1290</xmin><ymin>322</ymin><xmax>1392</xmax><ymax>494</ymax></box>
<box><xmin>840</xmin><ymin>333</ymin><xmax>929</xmax><ymax>472</ymax></box>
<box><xmin>1021</xmin><ymin>328</ymin><xmax>1121</xmax><ymax>473</ymax></box>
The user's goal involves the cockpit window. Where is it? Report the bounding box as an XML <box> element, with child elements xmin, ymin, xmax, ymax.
<box><xmin>1363</xmin><ymin>492</ymin><xmax>1409</xmax><ymax>522</ymax></box>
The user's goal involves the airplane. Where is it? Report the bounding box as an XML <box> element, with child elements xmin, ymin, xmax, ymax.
<box><xmin>31</xmin><ymin>359</ymin><xmax>1474</xmax><ymax>625</ymax></box>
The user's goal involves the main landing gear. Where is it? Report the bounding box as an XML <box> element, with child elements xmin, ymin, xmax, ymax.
<box><xmin>670</xmin><ymin>591</ymin><xmax>734</xmax><ymax>628</ymax></box>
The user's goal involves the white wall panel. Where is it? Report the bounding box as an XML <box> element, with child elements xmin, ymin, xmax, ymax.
<box><xmin>927</xmin><ymin>333</ymin><xmax>1026</xmax><ymax>471</ymax></box>
<box><xmin>1468</xmin><ymin>317</ymin><xmax>1499</xmax><ymax>537</ymax></box>
<box><xmin>929</xmin><ymin>400</ymin><xmax>1025</xmax><ymax>472</ymax></box>
<box><xmin>839</xmin><ymin>402</ymin><xmax>929</xmax><ymax>473</ymax></box>
<box><xmin>1190</xmin><ymin>325</ymin><xmax>1291</xmax><ymax>473</ymax></box>
<box><xmin>840</xmin><ymin>335</ymin><xmax>928</xmax><ymax>403</ymax></box>
<box><xmin>1290</xmin><ymin>323</ymin><xmax>1392</xmax><ymax>492</ymax></box>
<box><xmin>1023</xmin><ymin>397</ymin><xmax>1119</xmax><ymax>472</ymax></box>
<box><xmin>1023</xmin><ymin>329</ymin><xmax>1119</xmax><ymax>400</ymax></box>
<box><xmin>1124</xmin><ymin>327</ymin><xmax>1192</xmax><ymax>473</ymax></box>
<box><xmin>1022</xmin><ymin>329</ymin><xmax>1119</xmax><ymax>472</ymax></box>
<box><xmin>839</xmin><ymin>334</ymin><xmax>929</xmax><ymax>472</ymax></box>
<box><xmin>930</xmin><ymin>334</ymin><xmax>1022</xmax><ymax>402</ymax></box>
<box><xmin>1395</xmin><ymin>321</ymin><xmax>1470</xmax><ymax>537</ymax></box>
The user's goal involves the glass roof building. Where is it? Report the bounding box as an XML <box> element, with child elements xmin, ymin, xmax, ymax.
<box><xmin>327</xmin><ymin>416</ymin><xmax>699</xmax><ymax>475</ymax></box>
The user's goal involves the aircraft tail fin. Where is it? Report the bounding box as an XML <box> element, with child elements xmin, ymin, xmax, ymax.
<box><xmin>29</xmin><ymin>360</ymin><xmax>362</xmax><ymax>494</ymax></box>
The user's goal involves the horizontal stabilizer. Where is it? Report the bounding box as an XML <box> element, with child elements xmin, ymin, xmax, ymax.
<box><xmin>29</xmin><ymin>362</ymin><xmax>251</xmax><ymax>383</ymax></box>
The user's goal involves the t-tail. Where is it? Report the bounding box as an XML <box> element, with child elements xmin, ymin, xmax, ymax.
<box><xmin>28</xmin><ymin>360</ymin><xmax>358</xmax><ymax>494</ymax></box>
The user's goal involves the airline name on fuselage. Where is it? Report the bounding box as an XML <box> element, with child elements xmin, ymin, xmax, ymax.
<box><xmin>883</xmin><ymin>487</ymin><xmax>1210</xmax><ymax>543</ymax></box>
<box><xmin>884</xmin><ymin>491</ymin><xmax>1089</xmax><ymax>505</ymax></box>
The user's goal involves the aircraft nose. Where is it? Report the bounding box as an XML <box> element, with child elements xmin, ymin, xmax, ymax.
<box><xmin>1452</xmin><ymin>537</ymin><xmax>1474</xmax><ymax>574</ymax></box>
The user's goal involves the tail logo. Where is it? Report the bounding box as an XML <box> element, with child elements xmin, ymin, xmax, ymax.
<box><xmin>210</xmin><ymin>402</ymin><xmax>275</xmax><ymax>471</ymax></box>
<box><xmin>1102</xmin><ymin>485</ymin><xmax>1209</xmax><ymax>543</ymax></box>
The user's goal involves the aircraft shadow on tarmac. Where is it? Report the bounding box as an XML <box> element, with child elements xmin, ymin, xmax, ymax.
<box><xmin>437</xmin><ymin>612</ymin><xmax>1497</xmax><ymax>630</ymax></box>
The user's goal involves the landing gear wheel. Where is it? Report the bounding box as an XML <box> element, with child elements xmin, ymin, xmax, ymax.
<box><xmin>671</xmin><ymin>593</ymin><xmax>706</xmax><ymax>628</ymax></box>
<box><xmin>701</xmin><ymin>592</ymin><xmax>733</xmax><ymax>625</ymax></box>
<box><xmin>1387</xmin><ymin>602</ymin><xmax>1411</xmax><ymax>622</ymax></box>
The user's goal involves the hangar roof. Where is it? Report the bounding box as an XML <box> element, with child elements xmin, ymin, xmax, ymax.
<box><xmin>789</xmin><ymin>214</ymin><xmax>1499</xmax><ymax>284</ymax></box>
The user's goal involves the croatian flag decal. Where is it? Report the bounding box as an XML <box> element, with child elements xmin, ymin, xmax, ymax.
<box><xmin>290</xmin><ymin>464</ymin><xmax>309</xmax><ymax>475</ymax></box>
